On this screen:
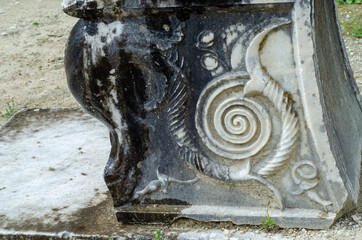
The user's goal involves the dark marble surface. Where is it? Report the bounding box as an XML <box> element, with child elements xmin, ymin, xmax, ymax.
<box><xmin>63</xmin><ymin>0</ymin><xmax>361</xmax><ymax>228</ymax></box>
<box><xmin>62</xmin><ymin>0</ymin><xmax>294</xmax><ymax>18</ymax></box>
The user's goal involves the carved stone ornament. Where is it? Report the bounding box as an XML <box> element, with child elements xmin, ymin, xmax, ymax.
<box><xmin>63</xmin><ymin>0</ymin><xmax>361</xmax><ymax>229</ymax></box>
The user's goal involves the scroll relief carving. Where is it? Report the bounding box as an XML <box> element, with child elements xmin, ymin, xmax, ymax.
<box><xmin>292</xmin><ymin>161</ymin><xmax>332</xmax><ymax>210</ymax></box>
<box><xmin>163</xmin><ymin>19</ymin><xmax>301</xmax><ymax>209</ymax></box>
<box><xmin>137</xmin><ymin>18</ymin><xmax>330</xmax><ymax>209</ymax></box>
<box><xmin>196</xmin><ymin>20</ymin><xmax>300</xmax><ymax>179</ymax></box>
<box><xmin>191</xmin><ymin>18</ymin><xmax>329</xmax><ymax>209</ymax></box>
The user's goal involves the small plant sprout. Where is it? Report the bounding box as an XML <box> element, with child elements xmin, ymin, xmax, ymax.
<box><xmin>337</xmin><ymin>0</ymin><xmax>362</xmax><ymax>38</ymax></box>
<box><xmin>0</xmin><ymin>100</ymin><xmax>16</xmax><ymax>120</ymax></box>
<box><xmin>155</xmin><ymin>229</ymin><xmax>163</xmax><ymax>240</ymax></box>
<box><xmin>32</xmin><ymin>21</ymin><xmax>39</xmax><ymax>25</ymax></box>
<box><xmin>337</xmin><ymin>0</ymin><xmax>362</xmax><ymax>4</ymax></box>
<box><xmin>260</xmin><ymin>201</ymin><xmax>276</xmax><ymax>231</ymax></box>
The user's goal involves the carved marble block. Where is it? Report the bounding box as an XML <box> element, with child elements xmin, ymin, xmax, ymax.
<box><xmin>63</xmin><ymin>0</ymin><xmax>361</xmax><ymax>229</ymax></box>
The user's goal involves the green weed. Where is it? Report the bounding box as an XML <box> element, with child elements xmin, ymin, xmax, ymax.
<box><xmin>343</xmin><ymin>15</ymin><xmax>362</xmax><ymax>38</ymax></box>
<box><xmin>337</xmin><ymin>0</ymin><xmax>361</xmax><ymax>4</ymax></box>
<box><xmin>155</xmin><ymin>229</ymin><xmax>163</xmax><ymax>240</ymax></box>
<box><xmin>0</xmin><ymin>100</ymin><xmax>16</xmax><ymax>120</ymax></box>
<box><xmin>338</xmin><ymin>1</ymin><xmax>362</xmax><ymax>38</ymax></box>
<box><xmin>260</xmin><ymin>202</ymin><xmax>276</xmax><ymax>231</ymax></box>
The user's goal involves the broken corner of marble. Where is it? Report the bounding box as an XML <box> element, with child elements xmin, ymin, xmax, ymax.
<box><xmin>62</xmin><ymin>0</ymin><xmax>361</xmax><ymax>229</ymax></box>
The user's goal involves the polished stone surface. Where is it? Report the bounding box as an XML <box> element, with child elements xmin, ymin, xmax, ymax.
<box><xmin>63</xmin><ymin>0</ymin><xmax>361</xmax><ymax>229</ymax></box>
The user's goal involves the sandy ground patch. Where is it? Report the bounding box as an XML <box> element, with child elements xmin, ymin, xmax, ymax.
<box><xmin>0</xmin><ymin>0</ymin><xmax>78</xmax><ymax>125</ymax></box>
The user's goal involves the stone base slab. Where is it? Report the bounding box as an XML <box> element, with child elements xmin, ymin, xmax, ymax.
<box><xmin>116</xmin><ymin>205</ymin><xmax>336</xmax><ymax>229</ymax></box>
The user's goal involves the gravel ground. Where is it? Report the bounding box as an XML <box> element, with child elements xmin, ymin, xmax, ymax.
<box><xmin>0</xmin><ymin>1</ymin><xmax>361</xmax><ymax>239</ymax></box>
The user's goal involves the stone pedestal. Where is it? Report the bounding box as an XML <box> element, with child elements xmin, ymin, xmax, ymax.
<box><xmin>63</xmin><ymin>0</ymin><xmax>361</xmax><ymax>229</ymax></box>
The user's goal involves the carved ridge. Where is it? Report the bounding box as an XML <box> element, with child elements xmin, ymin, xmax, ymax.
<box><xmin>166</xmin><ymin>49</ymin><xmax>231</xmax><ymax>181</ymax></box>
<box><xmin>257</xmin><ymin>81</ymin><xmax>299</xmax><ymax>176</ymax></box>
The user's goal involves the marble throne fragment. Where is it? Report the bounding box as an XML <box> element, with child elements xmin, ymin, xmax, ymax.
<box><xmin>63</xmin><ymin>0</ymin><xmax>362</xmax><ymax>229</ymax></box>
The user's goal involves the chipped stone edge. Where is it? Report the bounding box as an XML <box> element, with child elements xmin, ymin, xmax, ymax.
<box><xmin>62</xmin><ymin>0</ymin><xmax>295</xmax><ymax>18</ymax></box>
<box><xmin>115</xmin><ymin>205</ymin><xmax>336</xmax><ymax>229</ymax></box>
<box><xmin>0</xmin><ymin>107</ymin><xmax>84</xmax><ymax>131</ymax></box>
<box><xmin>180</xmin><ymin>206</ymin><xmax>336</xmax><ymax>229</ymax></box>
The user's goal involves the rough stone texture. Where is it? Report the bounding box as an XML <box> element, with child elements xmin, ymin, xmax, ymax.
<box><xmin>63</xmin><ymin>0</ymin><xmax>361</xmax><ymax>229</ymax></box>
<box><xmin>177</xmin><ymin>230</ymin><xmax>290</xmax><ymax>240</ymax></box>
<box><xmin>0</xmin><ymin>108</ymin><xmax>110</xmax><ymax>230</ymax></box>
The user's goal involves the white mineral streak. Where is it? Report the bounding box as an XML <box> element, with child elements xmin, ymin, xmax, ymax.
<box><xmin>84</xmin><ymin>21</ymin><xmax>124</xmax><ymax>65</ymax></box>
<box><xmin>222</xmin><ymin>24</ymin><xmax>246</xmax><ymax>51</ymax></box>
<box><xmin>62</xmin><ymin>0</ymin><xmax>105</xmax><ymax>10</ymax></box>
<box><xmin>0</xmin><ymin>109</ymin><xmax>109</xmax><ymax>226</ymax></box>
<box><xmin>225</xmin><ymin>25</ymin><xmax>238</xmax><ymax>46</ymax></box>
<box><xmin>107</xmin><ymin>94</ymin><xmax>128</xmax><ymax>153</ymax></box>
<box><xmin>109</xmin><ymin>75</ymin><xmax>119</xmax><ymax>104</ymax></box>
<box><xmin>62</xmin><ymin>0</ymin><xmax>77</xmax><ymax>9</ymax></box>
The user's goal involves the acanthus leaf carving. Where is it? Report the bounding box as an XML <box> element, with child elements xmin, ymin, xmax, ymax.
<box><xmin>257</xmin><ymin>80</ymin><xmax>299</xmax><ymax>176</ymax></box>
<box><xmin>166</xmin><ymin>48</ymin><xmax>231</xmax><ymax>182</ymax></box>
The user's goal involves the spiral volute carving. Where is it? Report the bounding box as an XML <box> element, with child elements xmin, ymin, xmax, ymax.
<box><xmin>196</xmin><ymin>74</ymin><xmax>271</xmax><ymax>160</ymax></box>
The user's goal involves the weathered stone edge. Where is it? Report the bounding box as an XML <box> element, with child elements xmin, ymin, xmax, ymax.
<box><xmin>62</xmin><ymin>0</ymin><xmax>294</xmax><ymax>19</ymax></box>
<box><xmin>0</xmin><ymin>108</ymin><xmax>84</xmax><ymax>132</ymax></box>
<box><xmin>115</xmin><ymin>205</ymin><xmax>336</xmax><ymax>229</ymax></box>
